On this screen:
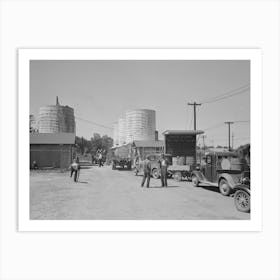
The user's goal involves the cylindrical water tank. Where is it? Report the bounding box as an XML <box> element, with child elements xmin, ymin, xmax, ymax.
<box><xmin>38</xmin><ymin>104</ymin><xmax>75</xmax><ymax>133</ymax></box>
<box><xmin>61</xmin><ymin>106</ymin><xmax>75</xmax><ymax>133</ymax></box>
<box><xmin>38</xmin><ymin>105</ymin><xmax>62</xmax><ymax>133</ymax></box>
<box><xmin>125</xmin><ymin>109</ymin><xmax>156</xmax><ymax>143</ymax></box>
<box><xmin>113</xmin><ymin>122</ymin><xmax>119</xmax><ymax>146</ymax></box>
<box><xmin>118</xmin><ymin>116</ymin><xmax>126</xmax><ymax>145</ymax></box>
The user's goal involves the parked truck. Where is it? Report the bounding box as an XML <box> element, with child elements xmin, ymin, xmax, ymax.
<box><xmin>111</xmin><ymin>144</ymin><xmax>132</xmax><ymax>170</ymax></box>
<box><xmin>162</xmin><ymin>130</ymin><xmax>204</xmax><ymax>181</ymax></box>
<box><xmin>191</xmin><ymin>151</ymin><xmax>250</xmax><ymax>196</ymax></box>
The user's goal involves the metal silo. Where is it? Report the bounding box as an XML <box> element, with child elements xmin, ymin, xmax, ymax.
<box><xmin>38</xmin><ymin>97</ymin><xmax>75</xmax><ymax>133</ymax></box>
<box><xmin>61</xmin><ymin>106</ymin><xmax>76</xmax><ymax>133</ymax></box>
<box><xmin>38</xmin><ymin>105</ymin><xmax>62</xmax><ymax>133</ymax></box>
<box><xmin>113</xmin><ymin>122</ymin><xmax>119</xmax><ymax>146</ymax></box>
<box><xmin>118</xmin><ymin>116</ymin><xmax>126</xmax><ymax>145</ymax></box>
<box><xmin>125</xmin><ymin>109</ymin><xmax>156</xmax><ymax>143</ymax></box>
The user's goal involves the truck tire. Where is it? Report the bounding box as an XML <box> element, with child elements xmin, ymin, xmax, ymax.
<box><xmin>219</xmin><ymin>179</ymin><xmax>232</xmax><ymax>196</ymax></box>
<box><xmin>191</xmin><ymin>175</ymin><xmax>199</xmax><ymax>187</ymax></box>
<box><xmin>174</xmin><ymin>171</ymin><xmax>182</xmax><ymax>182</ymax></box>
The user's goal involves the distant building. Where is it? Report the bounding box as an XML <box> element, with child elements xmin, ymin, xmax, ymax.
<box><xmin>30</xmin><ymin>133</ymin><xmax>75</xmax><ymax>169</ymax></box>
<box><xmin>38</xmin><ymin>97</ymin><xmax>76</xmax><ymax>133</ymax></box>
<box><xmin>131</xmin><ymin>140</ymin><xmax>164</xmax><ymax>159</ymax></box>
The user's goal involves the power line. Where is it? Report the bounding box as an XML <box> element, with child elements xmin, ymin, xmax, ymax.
<box><xmin>76</xmin><ymin>116</ymin><xmax>113</xmax><ymax>130</ymax></box>
<box><xmin>199</xmin><ymin>84</ymin><xmax>250</xmax><ymax>104</ymax></box>
<box><xmin>202</xmin><ymin>120</ymin><xmax>250</xmax><ymax>131</ymax></box>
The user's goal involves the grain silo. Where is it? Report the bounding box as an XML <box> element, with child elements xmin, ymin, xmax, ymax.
<box><xmin>118</xmin><ymin>116</ymin><xmax>126</xmax><ymax>145</ymax></box>
<box><xmin>113</xmin><ymin>122</ymin><xmax>119</xmax><ymax>146</ymax></box>
<box><xmin>61</xmin><ymin>106</ymin><xmax>75</xmax><ymax>133</ymax></box>
<box><xmin>125</xmin><ymin>109</ymin><xmax>156</xmax><ymax>143</ymax></box>
<box><xmin>38</xmin><ymin>97</ymin><xmax>75</xmax><ymax>133</ymax></box>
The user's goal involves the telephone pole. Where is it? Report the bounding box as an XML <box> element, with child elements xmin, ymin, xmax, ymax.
<box><xmin>224</xmin><ymin>122</ymin><xmax>234</xmax><ymax>150</ymax></box>
<box><xmin>188</xmin><ymin>102</ymin><xmax>201</xmax><ymax>130</ymax></box>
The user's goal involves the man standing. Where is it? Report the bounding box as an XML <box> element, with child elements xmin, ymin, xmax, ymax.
<box><xmin>159</xmin><ymin>154</ymin><xmax>169</xmax><ymax>187</ymax></box>
<box><xmin>141</xmin><ymin>156</ymin><xmax>151</xmax><ymax>188</ymax></box>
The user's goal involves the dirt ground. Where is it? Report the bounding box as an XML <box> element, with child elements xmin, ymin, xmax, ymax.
<box><xmin>30</xmin><ymin>165</ymin><xmax>250</xmax><ymax>220</ymax></box>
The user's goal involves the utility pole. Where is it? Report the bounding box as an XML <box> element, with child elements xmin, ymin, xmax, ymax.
<box><xmin>232</xmin><ymin>133</ymin><xmax>234</xmax><ymax>150</ymax></box>
<box><xmin>188</xmin><ymin>102</ymin><xmax>201</xmax><ymax>130</ymax></box>
<box><xmin>224</xmin><ymin>122</ymin><xmax>234</xmax><ymax>150</ymax></box>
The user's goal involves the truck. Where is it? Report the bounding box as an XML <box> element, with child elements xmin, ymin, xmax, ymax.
<box><xmin>162</xmin><ymin>130</ymin><xmax>204</xmax><ymax>181</ymax></box>
<box><xmin>111</xmin><ymin>144</ymin><xmax>132</xmax><ymax>170</ymax></box>
<box><xmin>191</xmin><ymin>151</ymin><xmax>250</xmax><ymax>196</ymax></box>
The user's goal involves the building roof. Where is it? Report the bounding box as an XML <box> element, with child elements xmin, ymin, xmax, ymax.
<box><xmin>162</xmin><ymin>130</ymin><xmax>204</xmax><ymax>135</ymax></box>
<box><xmin>30</xmin><ymin>133</ymin><xmax>75</xmax><ymax>144</ymax></box>
<box><xmin>132</xmin><ymin>140</ymin><xmax>164</xmax><ymax>148</ymax></box>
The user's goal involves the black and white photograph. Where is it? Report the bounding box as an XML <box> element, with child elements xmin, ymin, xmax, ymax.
<box><xmin>2</xmin><ymin>1</ymin><xmax>279</xmax><ymax>280</ymax></box>
<box><xmin>28</xmin><ymin>56</ymin><xmax>251</xmax><ymax>221</ymax></box>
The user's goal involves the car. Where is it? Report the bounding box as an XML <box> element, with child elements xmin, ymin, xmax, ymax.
<box><xmin>191</xmin><ymin>151</ymin><xmax>250</xmax><ymax>196</ymax></box>
<box><xmin>134</xmin><ymin>153</ymin><xmax>172</xmax><ymax>179</ymax></box>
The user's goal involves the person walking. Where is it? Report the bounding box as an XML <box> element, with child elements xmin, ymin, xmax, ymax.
<box><xmin>159</xmin><ymin>154</ymin><xmax>169</xmax><ymax>187</ymax></box>
<box><xmin>70</xmin><ymin>158</ymin><xmax>80</xmax><ymax>182</ymax></box>
<box><xmin>98</xmin><ymin>152</ymin><xmax>103</xmax><ymax>167</ymax></box>
<box><xmin>141</xmin><ymin>156</ymin><xmax>151</xmax><ymax>188</ymax></box>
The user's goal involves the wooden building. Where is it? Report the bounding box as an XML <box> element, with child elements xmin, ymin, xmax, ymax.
<box><xmin>30</xmin><ymin>133</ymin><xmax>75</xmax><ymax>169</ymax></box>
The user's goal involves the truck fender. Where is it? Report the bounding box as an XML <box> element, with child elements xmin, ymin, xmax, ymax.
<box><xmin>233</xmin><ymin>184</ymin><xmax>250</xmax><ymax>194</ymax></box>
<box><xmin>218</xmin><ymin>173</ymin><xmax>236</xmax><ymax>189</ymax></box>
<box><xmin>191</xmin><ymin>170</ymin><xmax>206</xmax><ymax>182</ymax></box>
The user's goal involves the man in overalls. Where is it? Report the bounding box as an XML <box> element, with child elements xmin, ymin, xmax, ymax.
<box><xmin>141</xmin><ymin>156</ymin><xmax>151</xmax><ymax>188</ymax></box>
<box><xmin>159</xmin><ymin>154</ymin><xmax>169</xmax><ymax>187</ymax></box>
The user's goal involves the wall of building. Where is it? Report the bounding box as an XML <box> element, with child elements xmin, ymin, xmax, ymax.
<box><xmin>30</xmin><ymin>144</ymin><xmax>73</xmax><ymax>168</ymax></box>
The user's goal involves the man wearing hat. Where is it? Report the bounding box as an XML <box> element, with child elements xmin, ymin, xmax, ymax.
<box><xmin>141</xmin><ymin>155</ymin><xmax>151</xmax><ymax>188</ymax></box>
<box><xmin>158</xmin><ymin>154</ymin><xmax>169</xmax><ymax>187</ymax></box>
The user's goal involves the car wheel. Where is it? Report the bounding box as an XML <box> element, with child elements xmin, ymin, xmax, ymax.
<box><xmin>192</xmin><ymin>175</ymin><xmax>199</xmax><ymax>187</ymax></box>
<box><xmin>219</xmin><ymin>179</ymin><xmax>231</xmax><ymax>196</ymax></box>
<box><xmin>174</xmin><ymin>171</ymin><xmax>182</xmax><ymax>181</ymax></box>
<box><xmin>152</xmin><ymin>168</ymin><xmax>160</xmax><ymax>179</ymax></box>
<box><xmin>234</xmin><ymin>190</ymin><xmax>250</xmax><ymax>213</ymax></box>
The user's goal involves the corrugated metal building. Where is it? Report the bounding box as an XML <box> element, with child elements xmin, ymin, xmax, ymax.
<box><xmin>30</xmin><ymin>133</ymin><xmax>75</xmax><ymax>169</ymax></box>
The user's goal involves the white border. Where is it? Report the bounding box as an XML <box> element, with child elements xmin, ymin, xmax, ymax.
<box><xmin>18</xmin><ymin>49</ymin><xmax>262</xmax><ymax>231</ymax></box>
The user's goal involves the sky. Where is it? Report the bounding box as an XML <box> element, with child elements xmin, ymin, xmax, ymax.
<box><xmin>30</xmin><ymin>60</ymin><xmax>250</xmax><ymax>148</ymax></box>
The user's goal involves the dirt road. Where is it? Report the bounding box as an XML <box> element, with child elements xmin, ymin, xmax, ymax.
<box><xmin>30</xmin><ymin>166</ymin><xmax>250</xmax><ymax>220</ymax></box>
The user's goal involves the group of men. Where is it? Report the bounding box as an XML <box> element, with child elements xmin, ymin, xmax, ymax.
<box><xmin>141</xmin><ymin>154</ymin><xmax>169</xmax><ymax>188</ymax></box>
<box><xmin>92</xmin><ymin>149</ymin><xmax>106</xmax><ymax>167</ymax></box>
